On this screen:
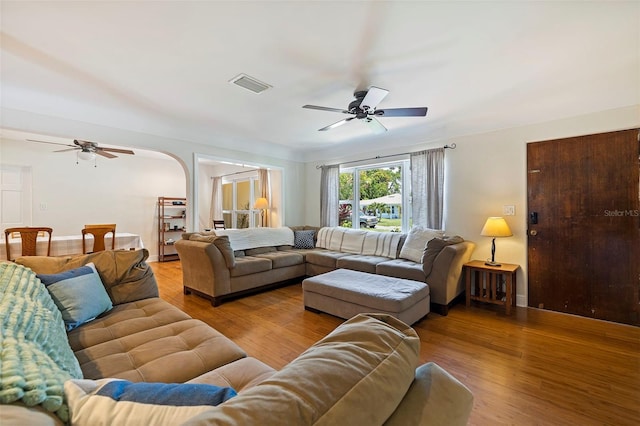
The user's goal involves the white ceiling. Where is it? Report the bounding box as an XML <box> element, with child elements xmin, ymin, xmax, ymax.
<box><xmin>1</xmin><ymin>1</ymin><xmax>638</xmax><ymax>162</ymax></box>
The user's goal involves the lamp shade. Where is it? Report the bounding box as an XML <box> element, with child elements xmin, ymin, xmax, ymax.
<box><xmin>253</xmin><ymin>197</ymin><xmax>269</xmax><ymax>209</ymax></box>
<box><xmin>480</xmin><ymin>217</ymin><xmax>513</xmax><ymax>238</ymax></box>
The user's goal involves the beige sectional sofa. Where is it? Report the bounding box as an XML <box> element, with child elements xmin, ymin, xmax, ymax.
<box><xmin>1</xmin><ymin>249</ymin><xmax>474</xmax><ymax>425</ymax></box>
<box><xmin>176</xmin><ymin>225</ymin><xmax>475</xmax><ymax>315</ymax></box>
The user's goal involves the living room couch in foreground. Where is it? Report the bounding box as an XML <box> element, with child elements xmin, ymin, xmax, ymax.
<box><xmin>176</xmin><ymin>226</ymin><xmax>475</xmax><ymax>315</ymax></box>
<box><xmin>1</xmin><ymin>250</ymin><xmax>473</xmax><ymax>425</ymax></box>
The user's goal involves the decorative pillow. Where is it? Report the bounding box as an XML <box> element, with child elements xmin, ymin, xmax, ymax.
<box><xmin>294</xmin><ymin>230</ymin><xmax>316</xmax><ymax>249</ymax></box>
<box><xmin>37</xmin><ymin>263</ymin><xmax>113</xmax><ymax>331</ymax></box>
<box><xmin>65</xmin><ymin>379</ymin><xmax>237</xmax><ymax>426</ymax></box>
<box><xmin>399</xmin><ymin>226</ymin><xmax>445</xmax><ymax>263</ymax></box>
<box><xmin>422</xmin><ymin>235</ymin><xmax>464</xmax><ymax>277</ymax></box>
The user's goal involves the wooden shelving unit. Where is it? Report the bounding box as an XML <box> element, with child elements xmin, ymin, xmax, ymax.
<box><xmin>158</xmin><ymin>196</ymin><xmax>186</xmax><ymax>262</ymax></box>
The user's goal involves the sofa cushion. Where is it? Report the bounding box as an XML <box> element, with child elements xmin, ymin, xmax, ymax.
<box><xmin>316</xmin><ymin>227</ymin><xmax>402</xmax><ymax>259</ymax></box>
<box><xmin>422</xmin><ymin>235</ymin><xmax>464</xmax><ymax>276</ymax></box>
<box><xmin>361</xmin><ymin>231</ymin><xmax>403</xmax><ymax>259</ymax></box>
<box><xmin>245</xmin><ymin>246</ymin><xmax>277</xmax><ymax>256</ymax></box>
<box><xmin>254</xmin><ymin>251</ymin><xmax>304</xmax><ymax>269</ymax></box>
<box><xmin>16</xmin><ymin>249</ymin><xmax>158</xmax><ymax>305</ymax></box>
<box><xmin>38</xmin><ymin>263</ymin><xmax>113</xmax><ymax>331</ymax></box>
<box><xmin>213</xmin><ymin>236</ymin><xmax>236</xmax><ymax>268</ymax></box>
<box><xmin>230</xmin><ymin>257</ymin><xmax>272</xmax><ymax>277</ymax></box>
<box><xmin>68</xmin><ymin>299</ymin><xmax>247</xmax><ymax>383</ymax></box>
<box><xmin>377</xmin><ymin>258</ymin><xmax>426</xmax><ymax>282</ymax></box>
<box><xmin>336</xmin><ymin>254</ymin><xmax>391</xmax><ymax>274</ymax></box>
<box><xmin>66</xmin><ymin>298</ymin><xmax>192</xmax><ymax>350</ymax></box>
<box><xmin>305</xmin><ymin>249</ymin><xmax>351</xmax><ymax>268</ymax></box>
<box><xmin>187</xmin><ymin>357</ymin><xmax>276</xmax><ymax>393</ymax></box>
<box><xmin>399</xmin><ymin>227</ymin><xmax>445</xmax><ymax>263</ymax></box>
<box><xmin>182</xmin><ymin>313</ymin><xmax>419</xmax><ymax>426</ymax></box>
<box><xmin>65</xmin><ymin>379</ymin><xmax>237</xmax><ymax>426</ymax></box>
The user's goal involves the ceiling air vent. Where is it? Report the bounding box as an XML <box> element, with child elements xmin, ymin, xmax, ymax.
<box><xmin>229</xmin><ymin>73</ymin><xmax>272</xmax><ymax>94</ymax></box>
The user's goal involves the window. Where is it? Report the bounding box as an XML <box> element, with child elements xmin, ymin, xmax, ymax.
<box><xmin>221</xmin><ymin>177</ymin><xmax>261</xmax><ymax>228</ymax></box>
<box><xmin>339</xmin><ymin>159</ymin><xmax>410</xmax><ymax>232</ymax></box>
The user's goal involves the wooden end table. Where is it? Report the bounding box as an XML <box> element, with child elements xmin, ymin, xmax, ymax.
<box><xmin>464</xmin><ymin>260</ymin><xmax>520</xmax><ymax>315</ymax></box>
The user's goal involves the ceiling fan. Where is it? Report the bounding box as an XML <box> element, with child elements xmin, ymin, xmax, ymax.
<box><xmin>302</xmin><ymin>86</ymin><xmax>428</xmax><ymax>134</ymax></box>
<box><xmin>26</xmin><ymin>139</ymin><xmax>135</xmax><ymax>159</ymax></box>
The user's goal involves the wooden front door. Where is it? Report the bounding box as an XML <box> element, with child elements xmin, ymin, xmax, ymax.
<box><xmin>527</xmin><ymin>129</ymin><xmax>640</xmax><ymax>326</ymax></box>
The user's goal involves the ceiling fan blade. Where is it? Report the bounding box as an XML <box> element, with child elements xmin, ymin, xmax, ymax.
<box><xmin>54</xmin><ymin>148</ymin><xmax>80</xmax><ymax>153</ymax></box>
<box><xmin>365</xmin><ymin>117</ymin><xmax>387</xmax><ymax>134</ymax></box>
<box><xmin>360</xmin><ymin>86</ymin><xmax>389</xmax><ymax>111</ymax></box>
<box><xmin>303</xmin><ymin>105</ymin><xmax>350</xmax><ymax>114</ymax></box>
<box><xmin>319</xmin><ymin>117</ymin><xmax>356</xmax><ymax>131</ymax></box>
<box><xmin>26</xmin><ymin>139</ymin><xmax>75</xmax><ymax>148</ymax></box>
<box><xmin>96</xmin><ymin>150</ymin><xmax>117</xmax><ymax>159</ymax></box>
<box><xmin>375</xmin><ymin>107</ymin><xmax>428</xmax><ymax>117</ymax></box>
<box><xmin>98</xmin><ymin>147</ymin><xmax>135</xmax><ymax>155</ymax></box>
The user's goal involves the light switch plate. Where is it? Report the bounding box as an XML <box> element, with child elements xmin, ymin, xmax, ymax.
<box><xmin>503</xmin><ymin>205</ymin><xmax>515</xmax><ymax>216</ymax></box>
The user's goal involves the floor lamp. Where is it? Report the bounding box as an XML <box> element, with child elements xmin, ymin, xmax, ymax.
<box><xmin>253</xmin><ymin>197</ymin><xmax>269</xmax><ymax>227</ymax></box>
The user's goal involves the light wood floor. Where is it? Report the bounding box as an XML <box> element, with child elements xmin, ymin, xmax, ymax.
<box><xmin>150</xmin><ymin>261</ymin><xmax>640</xmax><ymax>426</ymax></box>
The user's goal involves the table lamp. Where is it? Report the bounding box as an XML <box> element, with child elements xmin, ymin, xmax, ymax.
<box><xmin>480</xmin><ymin>216</ymin><xmax>513</xmax><ymax>266</ymax></box>
<box><xmin>253</xmin><ymin>197</ymin><xmax>269</xmax><ymax>227</ymax></box>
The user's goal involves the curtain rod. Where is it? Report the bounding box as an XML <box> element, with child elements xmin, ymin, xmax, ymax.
<box><xmin>315</xmin><ymin>143</ymin><xmax>456</xmax><ymax>169</ymax></box>
<box><xmin>212</xmin><ymin>169</ymin><xmax>259</xmax><ymax>179</ymax></box>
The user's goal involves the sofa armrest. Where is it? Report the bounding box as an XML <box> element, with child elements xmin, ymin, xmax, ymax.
<box><xmin>384</xmin><ymin>362</ymin><xmax>473</xmax><ymax>426</ymax></box>
<box><xmin>182</xmin><ymin>314</ymin><xmax>420</xmax><ymax>426</ymax></box>
<box><xmin>425</xmin><ymin>241</ymin><xmax>475</xmax><ymax>306</ymax></box>
<box><xmin>175</xmin><ymin>240</ymin><xmax>232</xmax><ymax>298</ymax></box>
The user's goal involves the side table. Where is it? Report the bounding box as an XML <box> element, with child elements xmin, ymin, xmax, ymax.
<box><xmin>464</xmin><ymin>260</ymin><xmax>520</xmax><ymax>315</ymax></box>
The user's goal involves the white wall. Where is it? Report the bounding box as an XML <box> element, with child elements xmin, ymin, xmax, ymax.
<box><xmin>1</xmin><ymin>137</ymin><xmax>185</xmax><ymax>261</ymax></box>
<box><xmin>304</xmin><ymin>105</ymin><xmax>640</xmax><ymax>307</ymax></box>
<box><xmin>1</xmin><ymin>108</ymin><xmax>308</xmax><ymax>233</ymax></box>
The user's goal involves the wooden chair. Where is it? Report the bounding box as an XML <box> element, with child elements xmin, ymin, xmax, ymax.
<box><xmin>4</xmin><ymin>227</ymin><xmax>53</xmax><ymax>261</ymax></box>
<box><xmin>84</xmin><ymin>223</ymin><xmax>116</xmax><ymax>233</ymax></box>
<box><xmin>213</xmin><ymin>220</ymin><xmax>226</xmax><ymax>230</ymax></box>
<box><xmin>82</xmin><ymin>225</ymin><xmax>116</xmax><ymax>253</ymax></box>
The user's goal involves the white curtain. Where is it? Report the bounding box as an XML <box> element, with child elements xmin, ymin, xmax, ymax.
<box><xmin>258</xmin><ymin>168</ymin><xmax>271</xmax><ymax>227</ymax></box>
<box><xmin>410</xmin><ymin>148</ymin><xmax>444</xmax><ymax>229</ymax></box>
<box><xmin>320</xmin><ymin>165</ymin><xmax>339</xmax><ymax>227</ymax></box>
<box><xmin>209</xmin><ymin>176</ymin><xmax>223</xmax><ymax>228</ymax></box>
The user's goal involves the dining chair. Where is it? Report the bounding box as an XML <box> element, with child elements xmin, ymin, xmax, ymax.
<box><xmin>4</xmin><ymin>227</ymin><xmax>53</xmax><ymax>261</ymax></box>
<box><xmin>213</xmin><ymin>220</ymin><xmax>226</xmax><ymax>230</ymax></box>
<box><xmin>82</xmin><ymin>225</ymin><xmax>116</xmax><ymax>253</ymax></box>
<box><xmin>84</xmin><ymin>223</ymin><xmax>117</xmax><ymax>233</ymax></box>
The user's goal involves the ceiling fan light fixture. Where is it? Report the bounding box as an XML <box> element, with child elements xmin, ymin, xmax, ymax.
<box><xmin>78</xmin><ymin>150</ymin><xmax>96</xmax><ymax>161</ymax></box>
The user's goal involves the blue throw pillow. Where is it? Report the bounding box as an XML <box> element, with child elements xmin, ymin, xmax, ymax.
<box><xmin>65</xmin><ymin>379</ymin><xmax>237</xmax><ymax>424</ymax></box>
<box><xmin>38</xmin><ymin>263</ymin><xmax>113</xmax><ymax>331</ymax></box>
<box><xmin>294</xmin><ymin>230</ymin><xmax>315</xmax><ymax>249</ymax></box>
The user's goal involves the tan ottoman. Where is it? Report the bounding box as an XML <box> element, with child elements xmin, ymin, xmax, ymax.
<box><xmin>302</xmin><ymin>269</ymin><xmax>430</xmax><ymax>325</ymax></box>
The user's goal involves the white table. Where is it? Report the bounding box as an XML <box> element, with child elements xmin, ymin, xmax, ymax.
<box><xmin>1</xmin><ymin>233</ymin><xmax>144</xmax><ymax>260</ymax></box>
